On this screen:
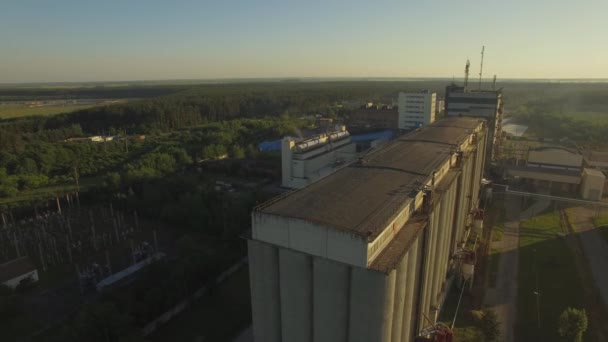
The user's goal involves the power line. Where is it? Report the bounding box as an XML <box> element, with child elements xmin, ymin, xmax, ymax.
<box><xmin>451</xmin><ymin>278</ymin><xmax>469</xmax><ymax>329</ymax></box>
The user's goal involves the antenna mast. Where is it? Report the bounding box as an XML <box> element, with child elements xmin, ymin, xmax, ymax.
<box><xmin>478</xmin><ymin>46</ymin><xmax>485</xmax><ymax>90</ymax></box>
<box><xmin>492</xmin><ymin>75</ymin><xmax>497</xmax><ymax>90</ymax></box>
<box><xmin>464</xmin><ymin>59</ymin><xmax>470</xmax><ymax>89</ymax></box>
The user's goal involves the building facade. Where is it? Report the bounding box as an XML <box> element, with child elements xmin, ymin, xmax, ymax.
<box><xmin>445</xmin><ymin>84</ymin><xmax>503</xmax><ymax>162</ymax></box>
<box><xmin>581</xmin><ymin>168</ymin><xmax>605</xmax><ymax>201</ymax></box>
<box><xmin>249</xmin><ymin>117</ymin><xmax>488</xmax><ymax>342</ymax></box>
<box><xmin>505</xmin><ymin>147</ymin><xmax>584</xmax><ymax>193</ymax></box>
<box><xmin>398</xmin><ymin>91</ymin><xmax>437</xmax><ymax>129</ymax></box>
<box><xmin>281</xmin><ymin>126</ymin><xmax>358</xmax><ymax>189</ymax></box>
<box><xmin>349</xmin><ymin>104</ymin><xmax>399</xmax><ymax>129</ymax></box>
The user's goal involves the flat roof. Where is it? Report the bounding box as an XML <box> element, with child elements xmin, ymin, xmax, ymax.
<box><xmin>257</xmin><ymin>117</ymin><xmax>484</xmax><ymax>240</ymax></box>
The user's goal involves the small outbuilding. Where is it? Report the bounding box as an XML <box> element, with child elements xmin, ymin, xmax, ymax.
<box><xmin>581</xmin><ymin>168</ymin><xmax>605</xmax><ymax>201</ymax></box>
<box><xmin>0</xmin><ymin>257</ymin><xmax>39</xmax><ymax>289</ymax></box>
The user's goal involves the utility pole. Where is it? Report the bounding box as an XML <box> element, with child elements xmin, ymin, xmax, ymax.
<box><xmin>533</xmin><ymin>248</ymin><xmax>542</xmax><ymax>332</ymax></box>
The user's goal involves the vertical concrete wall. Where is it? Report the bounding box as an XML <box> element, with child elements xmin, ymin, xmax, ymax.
<box><xmin>253</xmin><ymin>214</ymin><xmax>368</xmax><ymax>267</ymax></box>
<box><xmin>381</xmin><ymin>271</ymin><xmax>397</xmax><ymax>341</ymax></box>
<box><xmin>420</xmin><ymin>201</ymin><xmax>440</xmax><ymax>327</ymax></box>
<box><xmin>349</xmin><ymin>268</ymin><xmax>390</xmax><ymax>342</ymax></box>
<box><xmin>451</xmin><ymin>174</ymin><xmax>464</xmax><ymax>253</ymax></box>
<box><xmin>391</xmin><ymin>253</ymin><xmax>409</xmax><ymax>342</ymax></box>
<box><xmin>279</xmin><ymin>248</ymin><xmax>313</xmax><ymax>342</ymax></box>
<box><xmin>402</xmin><ymin>236</ymin><xmax>420</xmax><ymax>341</ymax></box>
<box><xmin>313</xmin><ymin>258</ymin><xmax>350</xmax><ymax>342</ymax></box>
<box><xmin>430</xmin><ymin>196</ymin><xmax>447</xmax><ymax>308</ymax></box>
<box><xmin>248</xmin><ymin>240</ymin><xmax>282</xmax><ymax>342</ymax></box>
<box><xmin>436</xmin><ymin>182</ymin><xmax>457</xmax><ymax>309</ymax></box>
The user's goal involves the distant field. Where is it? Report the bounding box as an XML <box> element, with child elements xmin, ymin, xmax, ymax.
<box><xmin>0</xmin><ymin>104</ymin><xmax>95</xmax><ymax>119</ymax></box>
<box><xmin>561</xmin><ymin>110</ymin><xmax>608</xmax><ymax>124</ymax></box>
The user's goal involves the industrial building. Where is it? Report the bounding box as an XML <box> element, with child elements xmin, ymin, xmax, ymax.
<box><xmin>582</xmin><ymin>149</ymin><xmax>608</xmax><ymax>170</ymax></box>
<box><xmin>349</xmin><ymin>103</ymin><xmax>399</xmax><ymax>129</ymax></box>
<box><xmin>248</xmin><ymin>117</ymin><xmax>488</xmax><ymax>342</ymax></box>
<box><xmin>580</xmin><ymin>168</ymin><xmax>605</xmax><ymax>201</ymax></box>
<box><xmin>281</xmin><ymin>126</ymin><xmax>358</xmax><ymax>188</ymax></box>
<box><xmin>445</xmin><ymin>84</ymin><xmax>503</xmax><ymax>163</ymax></box>
<box><xmin>506</xmin><ymin>146</ymin><xmax>583</xmax><ymax>192</ymax></box>
<box><xmin>504</xmin><ymin>146</ymin><xmax>606</xmax><ymax>199</ymax></box>
<box><xmin>397</xmin><ymin>91</ymin><xmax>437</xmax><ymax>129</ymax></box>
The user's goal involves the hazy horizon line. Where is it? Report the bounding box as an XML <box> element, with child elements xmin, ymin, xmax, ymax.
<box><xmin>2</xmin><ymin>76</ymin><xmax>608</xmax><ymax>87</ymax></box>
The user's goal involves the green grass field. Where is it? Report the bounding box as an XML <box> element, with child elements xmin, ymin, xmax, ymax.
<box><xmin>0</xmin><ymin>105</ymin><xmax>95</xmax><ymax>119</ymax></box>
<box><xmin>518</xmin><ymin>211</ymin><xmax>590</xmax><ymax>341</ymax></box>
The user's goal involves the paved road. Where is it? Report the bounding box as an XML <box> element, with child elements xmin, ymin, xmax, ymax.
<box><xmin>485</xmin><ymin>195</ymin><xmax>550</xmax><ymax>342</ymax></box>
<box><xmin>567</xmin><ymin>206</ymin><xmax>608</xmax><ymax>309</ymax></box>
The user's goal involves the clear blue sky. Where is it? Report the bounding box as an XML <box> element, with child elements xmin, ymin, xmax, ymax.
<box><xmin>1</xmin><ymin>0</ymin><xmax>606</xmax><ymax>83</ymax></box>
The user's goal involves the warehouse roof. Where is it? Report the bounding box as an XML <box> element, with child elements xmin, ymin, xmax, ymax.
<box><xmin>257</xmin><ymin>117</ymin><xmax>484</xmax><ymax>240</ymax></box>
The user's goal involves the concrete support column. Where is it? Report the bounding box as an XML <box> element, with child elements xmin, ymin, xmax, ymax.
<box><xmin>401</xmin><ymin>237</ymin><xmax>419</xmax><ymax>341</ymax></box>
<box><xmin>349</xmin><ymin>268</ymin><xmax>389</xmax><ymax>342</ymax></box>
<box><xmin>381</xmin><ymin>271</ymin><xmax>397</xmax><ymax>342</ymax></box>
<box><xmin>436</xmin><ymin>187</ymin><xmax>452</xmax><ymax>299</ymax></box>
<box><xmin>279</xmin><ymin>248</ymin><xmax>312</xmax><ymax>342</ymax></box>
<box><xmin>248</xmin><ymin>240</ymin><xmax>282</xmax><ymax>342</ymax></box>
<box><xmin>391</xmin><ymin>253</ymin><xmax>409</xmax><ymax>342</ymax></box>
<box><xmin>438</xmin><ymin>185</ymin><xmax>457</xmax><ymax>303</ymax></box>
<box><xmin>421</xmin><ymin>203</ymin><xmax>440</xmax><ymax>326</ymax></box>
<box><xmin>443</xmin><ymin>183</ymin><xmax>458</xmax><ymax>274</ymax></box>
<box><xmin>313</xmin><ymin>258</ymin><xmax>350</xmax><ymax>342</ymax></box>
<box><xmin>430</xmin><ymin>196</ymin><xmax>448</xmax><ymax>308</ymax></box>
<box><xmin>442</xmin><ymin>187</ymin><xmax>455</xmax><ymax>274</ymax></box>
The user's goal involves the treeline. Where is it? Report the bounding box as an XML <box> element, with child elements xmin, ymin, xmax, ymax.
<box><xmin>1</xmin><ymin>81</ymin><xmax>455</xmax><ymax>137</ymax></box>
<box><xmin>0</xmin><ymin>116</ymin><xmax>298</xmax><ymax>200</ymax></box>
<box><xmin>0</xmin><ymin>85</ymin><xmax>183</xmax><ymax>101</ymax></box>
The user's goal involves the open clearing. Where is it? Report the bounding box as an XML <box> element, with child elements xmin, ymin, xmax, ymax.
<box><xmin>0</xmin><ymin>104</ymin><xmax>97</xmax><ymax>119</ymax></box>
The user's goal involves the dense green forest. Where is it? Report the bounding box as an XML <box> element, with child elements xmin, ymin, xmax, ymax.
<box><xmin>2</xmin><ymin>80</ymin><xmax>608</xmax><ymax>201</ymax></box>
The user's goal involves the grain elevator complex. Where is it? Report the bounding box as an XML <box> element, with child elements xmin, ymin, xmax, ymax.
<box><xmin>247</xmin><ymin>117</ymin><xmax>488</xmax><ymax>342</ymax></box>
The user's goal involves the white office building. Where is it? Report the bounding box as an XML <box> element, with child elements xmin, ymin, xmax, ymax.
<box><xmin>398</xmin><ymin>91</ymin><xmax>437</xmax><ymax>129</ymax></box>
